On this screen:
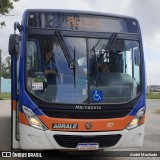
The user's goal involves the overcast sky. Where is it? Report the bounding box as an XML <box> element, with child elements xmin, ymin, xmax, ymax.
<box><xmin>0</xmin><ymin>0</ymin><xmax>160</xmax><ymax>85</ymax></box>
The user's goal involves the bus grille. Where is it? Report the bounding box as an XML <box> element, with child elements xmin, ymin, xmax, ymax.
<box><xmin>54</xmin><ymin>134</ymin><xmax>122</xmax><ymax>148</ymax></box>
<box><xmin>42</xmin><ymin>109</ymin><xmax>131</xmax><ymax>119</ymax></box>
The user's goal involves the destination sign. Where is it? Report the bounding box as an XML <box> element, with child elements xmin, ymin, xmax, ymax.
<box><xmin>27</xmin><ymin>12</ymin><xmax>139</xmax><ymax>33</ymax></box>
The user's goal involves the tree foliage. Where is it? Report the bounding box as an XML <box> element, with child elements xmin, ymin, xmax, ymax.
<box><xmin>1</xmin><ymin>56</ymin><xmax>11</xmax><ymax>78</ymax></box>
<box><xmin>0</xmin><ymin>0</ymin><xmax>19</xmax><ymax>26</ymax></box>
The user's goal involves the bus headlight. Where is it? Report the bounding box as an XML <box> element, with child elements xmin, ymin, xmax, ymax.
<box><xmin>23</xmin><ymin>106</ymin><xmax>48</xmax><ymax>131</ymax></box>
<box><xmin>126</xmin><ymin>107</ymin><xmax>145</xmax><ymax>130</ymax></box>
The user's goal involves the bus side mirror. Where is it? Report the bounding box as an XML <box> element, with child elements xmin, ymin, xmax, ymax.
<box><xmin>9</xmin><ymin>34</ymin><xmax>19</xmax><ymax>55</ymax></box>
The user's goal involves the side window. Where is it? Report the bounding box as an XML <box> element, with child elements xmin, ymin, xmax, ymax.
<box><xmin>125</xmin><ymin>46</ymin><xmax>140</xmax><ymax>84</ymax></box>
<box><xmin>27</xmin><ymin>41</ymin><xmax>38</xmax><ymax>72</ymax></box>
<box><xmin>26</xmin><ymin>41</ymin><xmax>39</xmax><ymax>91</ymax></box>
<box><xmin>126</xmin><ymin>50</ymin><xmax>132</xmax><ymax>76</ymax></box>
<box><xmin>133</xmin><ymin>47</ymin><xmax>140</xmax><ymax>84</ymax></box>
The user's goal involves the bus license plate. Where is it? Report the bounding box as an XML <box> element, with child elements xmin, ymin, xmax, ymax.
<box><xmin>76</xmin><ymin>143</ymin><xmax>99</xmax><ymax>150</ymax></box>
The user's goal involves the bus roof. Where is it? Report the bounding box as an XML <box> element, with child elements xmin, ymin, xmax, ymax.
<box><xmin>23</xmin><ymin>9</ymin><xmax>138</xmax><ymax>21</ymax></box>
<box><xmin>22</xmin><ymin>9</ymin><xmax>140</xmax><ymax>34</ymax></box>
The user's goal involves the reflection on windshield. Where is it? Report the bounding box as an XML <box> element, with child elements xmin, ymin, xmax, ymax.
<box><xmin>26</xmin><ymin>36</ymin><xmax>88</xmax><ymax>104</ymax></box>
<box><xmin>89</xmin><ymin>39</ymin><xmax>141</xmax><ymax>103</ymax></box>
<box><xmin>26</xmin><ymin>35</ymin><xmax>141</xmax><ymax>104</ymax></box>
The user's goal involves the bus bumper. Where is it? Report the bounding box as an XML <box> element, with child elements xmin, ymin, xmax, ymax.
<box><xmin>19</xmin><ymin>123</ymin><xmax>144</xmax><ymax>150</ymax></box>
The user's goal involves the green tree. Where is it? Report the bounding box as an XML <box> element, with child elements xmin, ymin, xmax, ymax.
<box><xmin>0</xmin><ymin>0</ymin><xmax>19</xmax><ymax>27</ymax></box>
<box><xmin>1</xmin><ymin>56</ymin><xmax>11</xmax><ymax>78</ymax></box>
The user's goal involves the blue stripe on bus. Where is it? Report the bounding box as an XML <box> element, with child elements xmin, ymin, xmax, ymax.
<box><xmin>128</xmin><ymin>93</ymin><xmax>146</xmax><ymax>116</ymax></box>
<box><xmin>34</xmin><ymin>108</ymin><xmax>45</xmax><ymax>116</ymax></box>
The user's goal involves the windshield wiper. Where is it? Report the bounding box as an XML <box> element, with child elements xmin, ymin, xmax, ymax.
<box><xmin>55</xmin><ymin>31</ymin><xmax>76</xmax><ymax>87</ymax></box>
<box><xmin>91</xmin><ymin>40</ymin><xmax>101</xmax><ymax>87</ymax></box>
<box><xmin>73</xmin><ymin>47</ymin><xmax>76</xmax><ymax>88</ymax></box>
<box><xmin>98</xmin><ymin>34</ymin><xmax>117</xmax><ymax>65</ymax></box>
<box><xmin>92</xmin><ymin>34</ymin><xmax>117</xmax><ymax>86</ymax></box>
<box><xmin>92</xmin><ymin>46</ymin><xmax>98</xmax><ymax>86</ymax></box>
<box><xmin>106</xmin><ymin>34</ymin><xmax>117</xmax><ymax>50</ymax></box>
<box><xmin>55</xmin><ymin>31</ymin><xmax>75</xmax><ymax>69</ymax></box>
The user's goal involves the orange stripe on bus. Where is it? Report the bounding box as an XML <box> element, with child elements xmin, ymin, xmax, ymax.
<box><xmin>19</xmin><ymin>112</ymin><xmax>30</xmax><ymax>126</ymax></box>
<box><xmin>12</xmin><ymin>100</ymin><xmax>17</xmax><ymax>111</ymax></box>
<box><xmin>38</xmin><ymin>115</ymin><xmax>134</xmax><ymax>132</ymax></box>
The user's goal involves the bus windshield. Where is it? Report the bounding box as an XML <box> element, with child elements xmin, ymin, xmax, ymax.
<box><xmin>26</xmin><ymin>34</ymin><xmax>141</xmax><ymax>104</ymax></box>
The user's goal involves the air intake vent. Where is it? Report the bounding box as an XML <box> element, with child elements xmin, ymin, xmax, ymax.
<box><xmin>42</xmin><ymin>109</ymin><xmax>131</xmax><ymax>119</ymax></box>
<box><xmin>54</xmin><ymin>134</ymin><xmax>122</xmax><ymax>148</ymax></box>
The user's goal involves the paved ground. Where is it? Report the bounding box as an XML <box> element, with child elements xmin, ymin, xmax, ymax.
<box><xmin>0</xmin><ymin>99</ymin><xmax>160</xmax><ymax>160</ymax></box>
